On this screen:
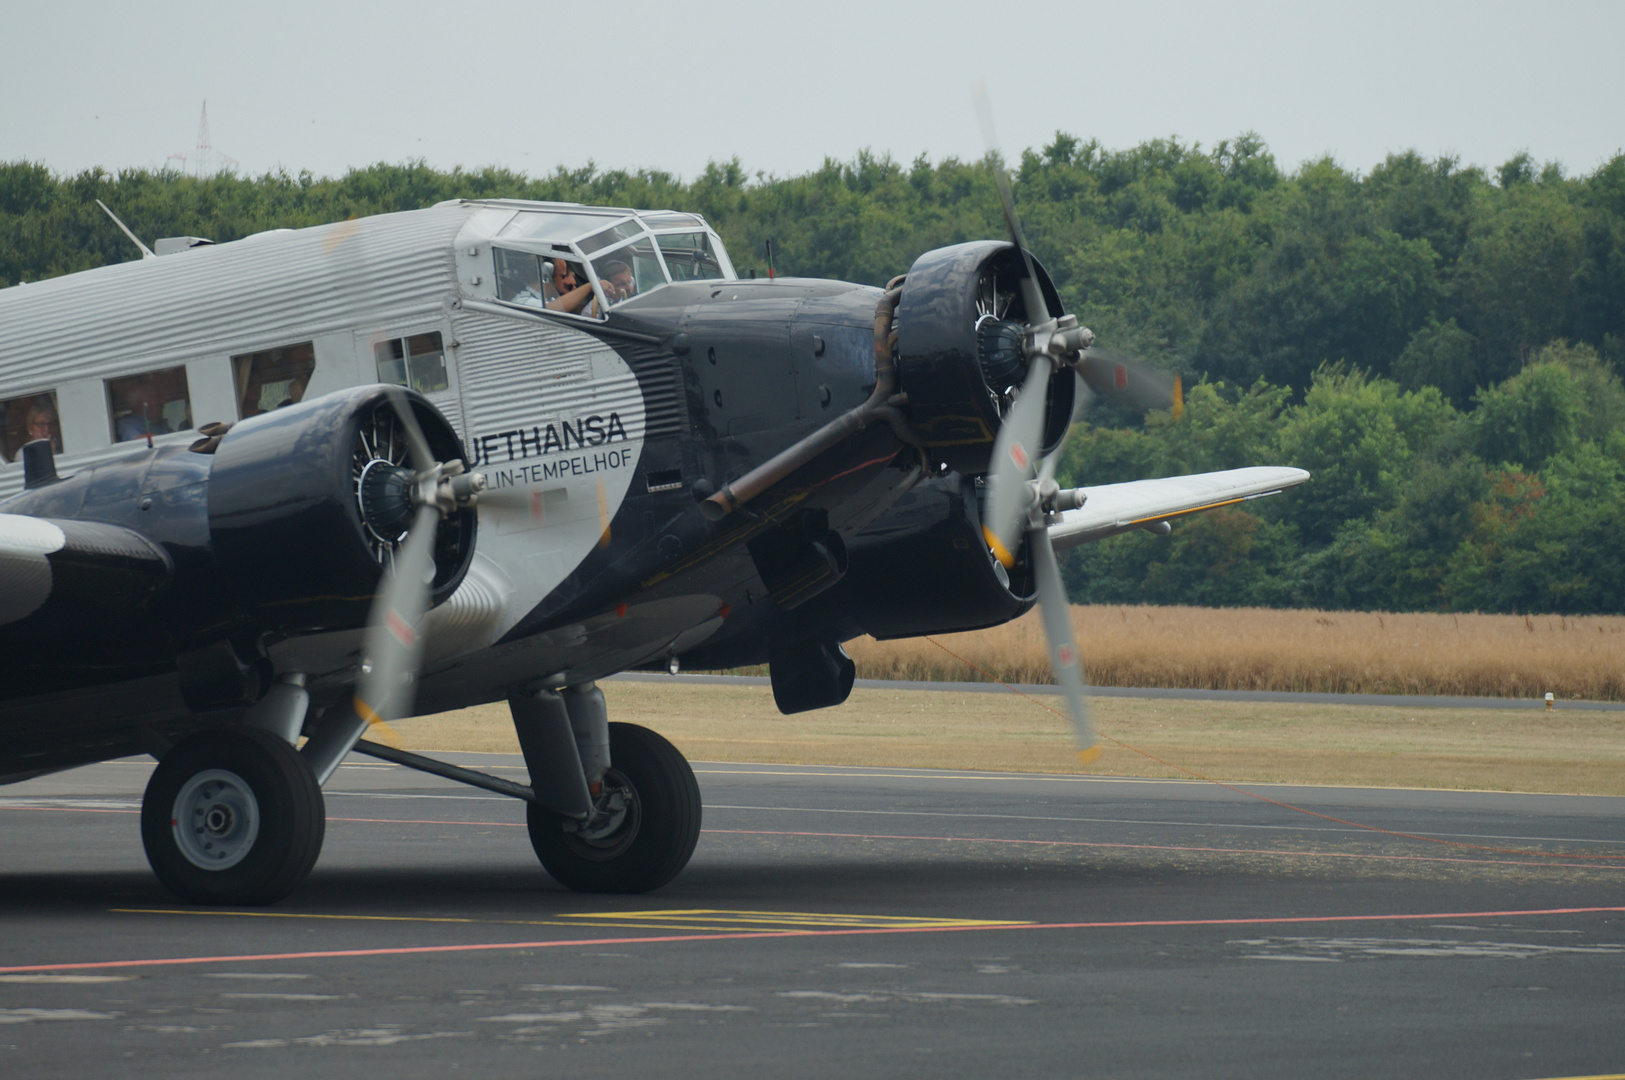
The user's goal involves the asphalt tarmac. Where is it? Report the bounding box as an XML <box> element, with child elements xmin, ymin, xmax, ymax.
<box><xmin>2</xmin><ymin>753</ymin><xmax>1622</xmax><ymax>1079</ymax></box>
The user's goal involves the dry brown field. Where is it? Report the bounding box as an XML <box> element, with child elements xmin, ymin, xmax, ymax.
<box><xmin>841</xmin><ymin>605</ymin><xmax>1625</xmax><ymax>702</ymax></box>
<box><xmin>392</xmin><ymin>680</ymin><xmax>1625</xmax><ymax>797</ymax></box>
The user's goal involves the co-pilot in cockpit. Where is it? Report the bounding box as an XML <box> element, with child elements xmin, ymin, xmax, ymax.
<box><xmin>490</xmin><ymin>208</ymin><xmax>731</xmax><ymax>319</ymax></box>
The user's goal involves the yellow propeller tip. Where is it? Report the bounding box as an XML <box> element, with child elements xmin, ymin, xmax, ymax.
<box><xmin>353</xmin><ymin>695</ymin><xmax>405</xmax><ymax>749</ymax></box>
<box><xmin>983</xmin><ymin>526</ymin><xmax>1016</xmax><ymax>568</ymax></box>
<box><xmin>1076</xmin><ymin>744</ymin><xmax>1103</xmax><ymax>766</ymax></box>
<box><xmin>1171</xmin><ymin>376</ymin><xmax>1184</xmax><ymax>421</ymax></box>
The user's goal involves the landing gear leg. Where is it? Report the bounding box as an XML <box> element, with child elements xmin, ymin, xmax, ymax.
<box><xmin>140</xmin><ymin>726</ymin><xmax>325</xmax><ymax>905</ymax></box>
<box><xmin>525</xmin><ymin>716</ymin><xmax>701</xmax><ymax>895</ymax></box>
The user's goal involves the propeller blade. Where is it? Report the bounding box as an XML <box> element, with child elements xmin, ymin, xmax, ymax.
<box><xmin>352</xmin><ymin>499</ymin><xmax>441</xmax><ymax>743</ymax></box>
<box><xmin>1078</xmin><ymin>349</ymin><xmax>1184</xmax><ymax>418</ymax></box>
<box><xmin>383</xmin><ymin>385</ymin><xmax>436</xmax><ymax>473</ymax></box>
<box><xmin>1028</xmin><ymin>526</ymin><xmax>1101</xmax><ymax>764</ymax></box>
<box><xmin>982</xmin><ymin>352</ymin><xmax>1054</xmax><ymax>566</ymax></box>
<box><xmin>1036</xmin><ymin>373</ymin><xmax>1095</xmax><ymax>488</ymax></box>
<box><xmin>973</xmin><ymin>81</ymin><xmax>1051</xmax><ymax>325</ymax></box>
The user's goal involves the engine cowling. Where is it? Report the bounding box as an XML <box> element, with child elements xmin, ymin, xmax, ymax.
<box><xmin>792</xmin><ymin>474</ymin><xmax>1037</xmax><ymax>642</ymax></box>
<box><xmin>207</xmin><ymin>384</ymin><xmax>476</xmax><ymax>638</ymax></box>
<box><xmin>895</xmin><ymin>241</ymin><xmax>1075</xmax><ymax>476</ymax></box>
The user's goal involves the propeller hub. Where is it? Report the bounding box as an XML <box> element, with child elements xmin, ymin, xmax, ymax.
<box><xmin>975</xmin><ymin>316</ymin><xmax>1027</xmax><ymax>396</ymax></box>
<box><xmin>358</xmin><ymin>459</ymin><xmax>417</xmax><ymax>546</ymax></box>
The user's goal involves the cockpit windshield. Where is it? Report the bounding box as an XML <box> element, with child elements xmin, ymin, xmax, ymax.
<box><xmin>486</xmin><ymin>206</ymin><xmax>733</xmax><ymax>317</ymax></box>
<box><xmin>654</xmin><ymin>232</ymin><xmax>724</xmax><ymax>282</ymax></box>
<box><xmin>590</xmin><ymin>237</ymin><xmax>663</xmax><ymax>307</ymax></box>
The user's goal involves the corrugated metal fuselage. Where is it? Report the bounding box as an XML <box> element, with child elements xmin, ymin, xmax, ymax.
<box><xmin>0</xmin><ymin>203</ymin><xmax>914</xmax><ymax>765</ymax></box>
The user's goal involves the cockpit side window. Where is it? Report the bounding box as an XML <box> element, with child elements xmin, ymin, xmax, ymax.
<box><xmin>656</xmin><ymin>232</ymin><xmax>724</xmax><ymax>282</ymax></box>
<box><xmin>495</xmin><ymin>249</ymin><xmax>549</xmax><ymax>308</ymax></box>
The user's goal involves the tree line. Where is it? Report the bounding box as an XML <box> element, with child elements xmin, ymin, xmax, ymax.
<box><xmin>2</xmin><ymin>134</ymin><xmax>1622</xmax><ymax>613</ymax></box>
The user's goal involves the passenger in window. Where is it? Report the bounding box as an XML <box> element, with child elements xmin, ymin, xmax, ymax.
<box><xmin>510</xmin><ymin>263</ymin><xmax>547</xmax><ymax>308</ymax></box>
<box><xmin>115</xmin><ymin>376</ymin><xmax>173</xmax><ymax>442</ymax></box>
<box><xmin>276</xmin><ymin>371</ymin><xmax>312</xmax><ymax>409</ymax></box>
<box><xmin>25</xmin><ymin>397</ymin><xmax>61</xmax><ymax>452</ymax></box>
<box><xmin>545</xmin><ymin>259</ymin><xmax>594</xmax><ymax>315</ymax></box>
<box><xmin>600</xmin><ymin>260</ymin><xmax>636</xmax><ymax>304</ymax></box>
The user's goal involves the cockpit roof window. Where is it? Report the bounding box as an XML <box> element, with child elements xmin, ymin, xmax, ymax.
<box><xmin>498</xmin><ymin>211</ymin><xmax>625</xmax><ymax>244</ymax></box>
<box><xmin>639</xmin><ymin>212</ymin><xmax>704</xmax><ymax>230</ymax></box>
<box><xmin>578</xmin><ymin>220</ymin><xmax>645</xmax><ymax>255</ymax></box>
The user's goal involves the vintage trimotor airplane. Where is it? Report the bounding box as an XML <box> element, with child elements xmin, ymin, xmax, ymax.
<box><xmin>0</xmin><ymin>177</ymin><xmax>1307</xmax><ymax>905</ymax></box>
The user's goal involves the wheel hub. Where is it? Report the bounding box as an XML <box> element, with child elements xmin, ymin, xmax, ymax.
<box><xmin>170</xmin><ymin>769</ymin><xmax>261</xmax><ymax>870</ymax></box>
<box><xmin>565</xmin><ymin>769</ymin><xmax>642</xmax><ymax>857</ymax></box>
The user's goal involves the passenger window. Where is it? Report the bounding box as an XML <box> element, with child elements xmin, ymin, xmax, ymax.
<box><xmin>107</xmin><ymin>368</ymin><xmax>192</xmax><ymax>443</ymax></box>
<box><xmin>232</xmin><ymin>342</ymin><xmax>316</xmax><ymax>418</ymax></box>
<box><xmin>656</xmin><ymin>232</ymin><xmax>724</xmax><ymax>281</ymax></box>
<box><xmin>1</xmin><ymin>390</ymin><xmax>62</xmax><ymax>462</ymax></box>
<box><xmin>375</xmin><ymin>332</ymin><xmax>448</xmax><ymax>394</ymax></box>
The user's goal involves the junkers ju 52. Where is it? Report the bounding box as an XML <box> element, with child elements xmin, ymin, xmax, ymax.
<box><xmin>0</xmin><ymin>188</ymin><xmax>1306</xmax><ymax>904</ymax></box>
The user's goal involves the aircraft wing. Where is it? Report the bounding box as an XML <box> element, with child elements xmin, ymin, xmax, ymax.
<box><xmin>1046</xmin><ymin>466</ymin><xmax>1310</xmax><ymax>551</ymax></box>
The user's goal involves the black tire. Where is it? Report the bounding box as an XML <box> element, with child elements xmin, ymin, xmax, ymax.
<box><xmin>527</xmin><ymin>722</ymin><xmax>701</xmax><ymax>893</ymax></box>
<box><xmin>141</xmin><ymin>726</ymin><xmax>325</xmax><ymax>905</ymax></box>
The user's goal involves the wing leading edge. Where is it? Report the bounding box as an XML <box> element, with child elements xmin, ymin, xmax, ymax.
<box><xmin>1046</xmin><ymin>466</ymin><xmax>1310</xmax><ymax>551</ymax></box>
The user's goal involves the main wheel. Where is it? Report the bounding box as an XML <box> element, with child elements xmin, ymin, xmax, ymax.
<box><xmin>527</xmin><ymin>722</ymin><xmax>701</xmax><ymax>893</ymax></box>
<box><xmin>141</xmin><ymin>726</ymin><xmax>326</xmax><ymax>905</ymax></box>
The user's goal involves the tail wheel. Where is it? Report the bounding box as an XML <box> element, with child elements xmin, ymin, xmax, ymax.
<box><xmin>527</xmin><ymin>722</ymin><xmax>701</xmax><ymax>894</ymax></box>
<box><xmin>140</xmin><ymin>727</ymin><xmax>325</xmax><ymax>905</ymax></box>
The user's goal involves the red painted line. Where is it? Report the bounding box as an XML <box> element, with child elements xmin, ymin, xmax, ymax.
<box><xmin>1</xmin><ymin>906</ymin><xmax>1621</xmax><ymax>975</ymax></box>
<box><xmin>0</xmin><ymin>806</ymin><xmax>135</xmax><ymax>815</ymax></box>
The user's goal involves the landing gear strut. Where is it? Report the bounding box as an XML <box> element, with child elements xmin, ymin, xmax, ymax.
<box><xmin>526</xmin><ymin>722</ymin><xmax>701</xmax><ymax>893</ymax></box>
<box><xmin>140</xmin><ymin>727</ymin><xmax>325</xmax><ymax>905</ymax></box>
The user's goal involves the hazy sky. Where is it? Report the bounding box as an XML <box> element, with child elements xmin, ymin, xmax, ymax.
<box><xmin>5</xmin><ymin>1</ymin><xmax>1621</xmax><ymax>183</ymax></box>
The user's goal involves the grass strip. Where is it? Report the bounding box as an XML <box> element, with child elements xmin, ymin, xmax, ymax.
<box><xmin>391</xmin><ymin>681</ymin><xmax>1625</xmax><ymax>797</ymax></box>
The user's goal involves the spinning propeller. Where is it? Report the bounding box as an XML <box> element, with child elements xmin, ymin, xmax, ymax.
<box><xmin>973</xmin><ymin>84</ymin><xmax>1183</xmax><ymax>764</ymax></box>
<box><xmin>350</xmin><ymin>387</ymin><xmax>485</xmax><ymax>742</ymax></box>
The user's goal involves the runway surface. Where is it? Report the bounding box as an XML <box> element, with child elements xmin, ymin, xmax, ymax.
<box><xmin>2</xmin><ymin>753</ymin><xmax>1622</xmax><ymax>1079</ymax></box>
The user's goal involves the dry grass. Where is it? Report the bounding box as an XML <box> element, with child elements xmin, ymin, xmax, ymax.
<box><xmin>390</xmin><ymin>681</ymin><xmax>1625</xmax><ymax>797</ymax></box>
<box><xmin>839</xmin><ymin>605</ymin><xmax>1625</xmax><ymax>702</ymax></box>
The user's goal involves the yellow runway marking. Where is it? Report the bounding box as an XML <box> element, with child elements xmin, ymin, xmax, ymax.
<box><xmin>556</xmin><ymin>909</ymin><xmax>1027</xmax><ymax>931</ymax></box>
<box><xmin>112</xmin><ymin>907</ymin><xmax>1027</xmax><ymax>934</ymax></box>
<box><xmin>1526</xmin><ymin>1074</ymin><xmax>1625</xmax><ymax>1080</ymax></box>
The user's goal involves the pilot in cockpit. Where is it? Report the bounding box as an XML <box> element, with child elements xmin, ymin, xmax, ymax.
<box><xmin>599</xmin><ymin>260</ymin><xmax>635</xmax><ymax>305</ymax></box>
<box><xmin>545</xmin><ymin>258</ymin><xmax>595</xmax><ymax>315</ymax></box>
